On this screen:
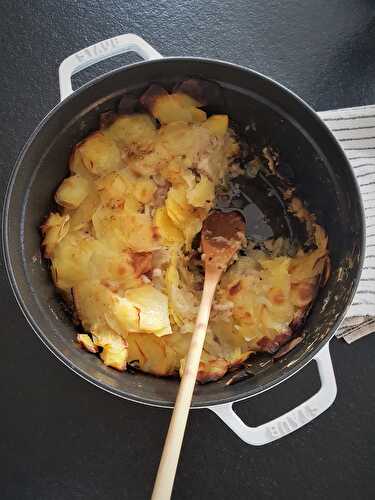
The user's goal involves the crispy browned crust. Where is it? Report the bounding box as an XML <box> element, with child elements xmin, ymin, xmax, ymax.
<box><xmin>118</xmin><ymin>93</ymin><xmax>139</xmax><ymax>115</ymax></box>
<box><xmin>76</xmin><ymin>333</ymin><xmax>99</xmax><ymax>353</ymax></box>
<box><xmin>130</xmin><ymin>252</ymin><xmax>153</xmax><ymax>278</ymax></box>
<box><xmin>273</xmin><ymin>336</ymin><xmax>303</xmax><ymax>360</ymax></box>
<box><xmin>257</xmin><ymin>330</ymin><xmax>293</xmax><ymax>354</ymax></box>
<box><xmin>100</xmin><ymin>111</ymin><xmax>117</xmax><ymax>129</ymax></box>
<box><xmin>197</xmin><ymin>358</ymin><xmax>228</xmax><ymax>384</ymax></box>
<box><xmin>139</xmin><ymin>84</ymin><xmax>169</xmax><ymax>113</ymax></box>
<box><xmin>173</xmin><ymin>78</ymin><xmax>221</xmax><ymax>107</ymax></box>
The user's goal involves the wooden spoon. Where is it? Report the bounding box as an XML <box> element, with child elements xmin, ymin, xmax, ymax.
<box><xmin>151</xmin><ymin>210</ymin><xmax>246</xmax><ymax>500</ymax></box>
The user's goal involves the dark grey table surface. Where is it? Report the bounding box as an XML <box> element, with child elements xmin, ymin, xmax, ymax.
<box><xmin>1</xmin><ymin>1</ymin><xmax>374</xmax><ymax>499</ymax></box>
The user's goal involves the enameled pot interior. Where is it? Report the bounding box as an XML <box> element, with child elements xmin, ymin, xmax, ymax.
<box><xmin>3</xmin><ymin>59</ymin><xmax>364</xmax><ymax>407</ymax></box>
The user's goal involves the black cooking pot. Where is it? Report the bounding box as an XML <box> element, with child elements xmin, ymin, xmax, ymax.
<box><xmin>2</xmin><ymin>35</ymin><xmax>365</xmax><ymax>445</ymax></box>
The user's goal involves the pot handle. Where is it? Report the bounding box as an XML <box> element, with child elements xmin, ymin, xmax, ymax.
<box><xmin>58</xmin><ymin>34</ymin><xmax>162</xmax><ymax>101</ymax></box>
<box><xmin>210</xmin><ymin>343</ymin><xmax>337</xmax><ymax>445</ymax></box>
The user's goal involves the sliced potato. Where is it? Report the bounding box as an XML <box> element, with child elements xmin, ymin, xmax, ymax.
<box><xmin>127</xmin><ymin>332</ymin><xmax>178</xmax><ymax>376</ymax></box>
<box><xmin>154</xmin><ymin>206</ymin><xmax>184</xmax><ymax>245</ymax></box>
<box><xmin>78</xmin><ymin>132</ymin><xmax>121</xmax><ymax>176</ymax></box>
<box><xmin>41</xmin><ymin>213</ymin><xmax>70</xmax><ymax>258</ymax></box>
<box><xmin>77</xmin><ymin>333</ymin><xmax>98</xmax><ymax>353</ymax></box>
<box><xmin>143</xmin><ymin>89</ymin><xmax>206</xmax><ymax>125</ymax></box>
<box><xmin>125</xmin><ymin>285</ymin><xmax>172</xmax><ymax>336</ymax></box>
<box><xmin>134</xmin><ymin>177</ymin><xmax>157</xmax><ymax>204</ymax></box>
<box><xmin>92</xmin><ymin>327</ymin><xmax>127</xmax><ymax>371</ymax></box>
<box><xmin>106</xmin><ymin>113</ymin><xmax>156</xmax><ymax>149</ymax></box>
<box><xmin>42</xmin><ymin>82</ymin><xmax>329</xmax><ymax>384</ymax></box>
<box><xmin>202</xmin><ymin>114</ymin><xmax>229</xmax><ymax>137</ymax></box>
<box><xmin>55</xmin><ymin>175</ymin><xmax>89</xmax><ymax>209</ymax></box>
<box><xmin>92</xmin><ymin>205</ymin><xmax>160</xmax><ymax>253</ymax></box>
<box><xmin>52</xmin><ymin>232</ymin><xmax>98</xmax><ymax>290</ymax></box>
<box><xmin>73</xmin><ymin>280</ymin><xmax>115</xmax><ymax>331</ymax></box>
<box><xmin>186</xmin><ymin>175</ymin><xmax>215</xmax><ymax>208</ymax></box>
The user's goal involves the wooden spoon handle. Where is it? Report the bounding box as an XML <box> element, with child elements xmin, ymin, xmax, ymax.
<box><xmin>151</xmin><ymin>275</ymin><xmax>219</xmax><ymax>500</ymax></box>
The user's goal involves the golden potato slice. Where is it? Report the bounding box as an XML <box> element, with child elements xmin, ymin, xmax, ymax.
<box><xmin>202</xmin><ymin>114</ymin><xmax>229</xmax><ymax>137</ymax></box>
<box><xmin>145</xmin><ymin>91</ymin><xmax>205</xmax><ymax>125</ymax></box>
<box><xmin>127</xmin><ymin>332</ymin><xmax>178</xmax><ymax>376</ymax></box>
<box><xmin>154</xmin><ymin>207</ymin><xmax>184</xmax><ymax>246</ymax></box>
<box><xmin>153</xmin><ymin>94</ymin><xmax>192</xmax><ymax>124</ymax></box>
<box><xmin>125</xmin><ymin>285</ymin><xmax>172</xmax><ymax>336</ymax></box>
<box><xmin>76</xmin><ymin>333</ymin><xmax>98</xmax><ymax>353</ymax></box>
<box><xmin>186</xmin><ymin>175</ymin><xmax>215</xmax><ymax>208</ymax></box>
<box><xmin>106</xmin><ymin>113</ymin><xmax>156</xmax><ymax>148</ymax></box>
<box><xmin>134</xmin><ymin>177</ymin><xmax>157</xmax><ymax>204</ymax></box>
<box><xmin>69</xmin><ymin>147</ymin><xmax>94</xmax><ymax>180</ymax></box>
<box><xmin>190</xmin><ymin>108</ymin><xmax>207</xmax><ymax>122</ymax></box>
<box><xmin>165</xmin><ymin>250</ymin><xmax>199</xmax><ymax>327</ymax></box>
<box><xmin>51</xmin><ymin>232</ymin><xmax>98</xmax><ymax>290</ymax></box>
<box><xmin>68</xmin><ymin>189</ymin><xmax>100</xmax><ymax>231</ymax></box>
<box><xmin>73</xmin><ymin>280</ymin><xmax>115</xmax><ymax>331</ymax></box>
<box><xmin>112</xmin><ymin>296</ymin><xmax>140</xmax><ymax>333</ymax></box>
<box><xmin>165</xmin><ymin>186</ymin><xmax>189</xmax><ymax>227</ymax></box>
<box><xmin>172</xmin><ymin>93</ymin><xmax>203</xmax><ymax>108</ymax></box>
<box><xmin>127</xmin><ymin>142</ymin><xmax>171</xmax><ymax>176</ymax></box>
<box><xmin>159</xmin><ymin>122</ymin><xmax>208</xmax><ymax>158</ymax></box>
<box><xmin>92</xmin><ymin>205</ymin><xmax>160</xmax><ymax>253</ymax></box>
<box><xmin>92</xmin><ymin>327</ymin><xmax>127</xmax><ymax>371</ymax></box>
<box><xmin>55</xmin><ymin>175</ymin><xmax>89</xmax><ymax>209</ymax></box>
<box><xmin>88</xmin><ymin>244</ymin><xmax>142</xmax><ymax>290</ymax></box>
<box><xmin>78</xmin><ymin>132</ymin><xmax>121</xmax><ymax>176</ymax></box>
<box><xmin>41</xmin><ymin>213</ymin><xmax>70</xmax><ymax>258</ymax></box>
<box><xmin>180</xmin><ymin>352</ymin><xmax>228</xmax><ymax>384</ymax></box>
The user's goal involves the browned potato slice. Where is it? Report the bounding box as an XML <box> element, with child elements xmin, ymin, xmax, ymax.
<box><xmin>180</xmin><ymin>353</ymin><xmax>228</xmax><ymax>384</ymax></box>
<box><xmin>173</xmin><ymin>78</ymin><xmax>222</xmax><ymax>106</ymax></box>
<box><xmin>118</xmin><ymin>93</ymin><xmax>139</xmax><ymax>115</ymax></box>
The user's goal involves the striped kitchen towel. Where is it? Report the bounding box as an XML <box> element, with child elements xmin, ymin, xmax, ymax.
<box><xmin>319</xmin><ymin>105</ymin><xmax>375</xmax><ymax>343</ymax></box>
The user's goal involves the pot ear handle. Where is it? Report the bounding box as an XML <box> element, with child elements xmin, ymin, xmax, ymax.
<box><xmin>58</xmin><ymin>34</ymin><xmax>162</xmax><ymax>101</ymax></box>
<box><xmin>210</xmin><ymin>343</ymin><xmax>337</xmax><ymax>445</ymax></box>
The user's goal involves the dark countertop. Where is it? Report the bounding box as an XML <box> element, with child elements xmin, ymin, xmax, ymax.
<box><xmin>1</xmin><ymin>1</ymin><xmax>374</xmax><ymax>499</ymax></box>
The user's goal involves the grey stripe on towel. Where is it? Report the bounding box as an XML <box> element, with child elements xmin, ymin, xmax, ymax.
<box><xmin>318</xmin><ymin>106</ymin><xmax>375</xmax><ymax>342</ymax></box>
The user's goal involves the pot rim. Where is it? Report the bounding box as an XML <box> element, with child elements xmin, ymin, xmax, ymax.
<box><xmin>2</xmin><ymin>56</ymin><xmax>366</xmax><ymax>408</ymax></box>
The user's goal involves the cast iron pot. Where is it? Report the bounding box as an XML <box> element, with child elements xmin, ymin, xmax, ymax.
<box><xmin>2</xmin><ymin>34</ymin><xmax>365</xmax><ymax>445</ymax></box>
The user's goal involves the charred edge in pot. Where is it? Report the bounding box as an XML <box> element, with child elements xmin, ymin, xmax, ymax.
<box><xmin>139</xmin><ymin>84</ymin><xmax>168</xmax><ymax>113</ymax></box>
<box><xmin>173</xmin><ymin>78</ymin><xmax>222</xmax><ymax>107</ymax></box>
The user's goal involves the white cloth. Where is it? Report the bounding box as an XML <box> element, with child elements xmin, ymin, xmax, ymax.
<box><xmin>318</xmin><ymin>105</ymin><xmax>375</xmax><ymax>342</ymax></box>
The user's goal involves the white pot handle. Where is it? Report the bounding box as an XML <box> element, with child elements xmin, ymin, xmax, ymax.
<box><xmin>210</xmin><ymin>343</ymin><xmax>337</xmax><ymax>445</ymax></box>
<box><xmin>58</xmin><ymin>34</ymin><xmax>162</xmax><ymax>101</ymax></box>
